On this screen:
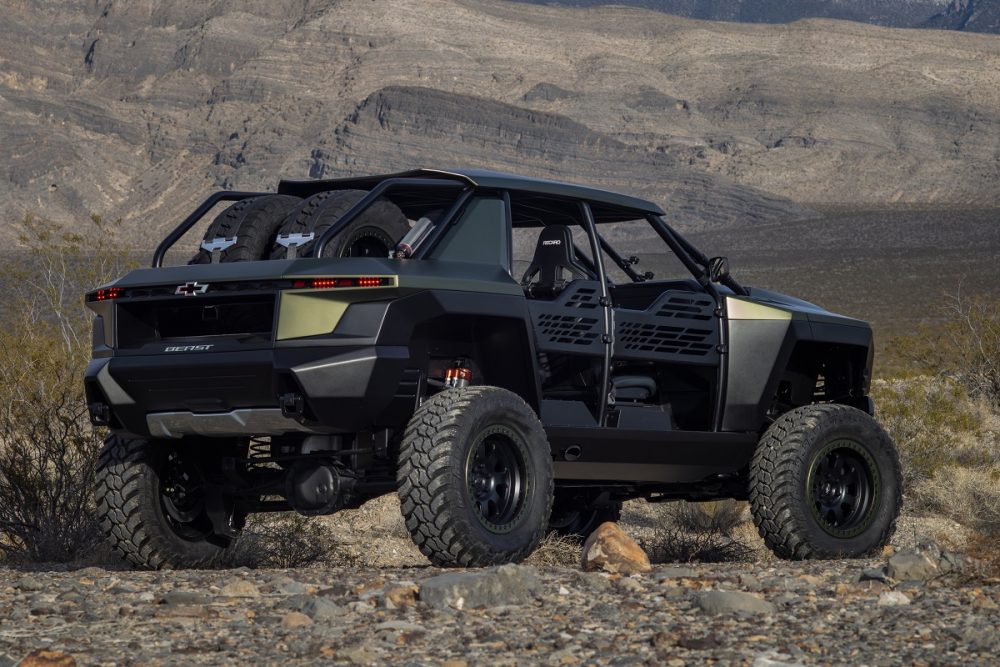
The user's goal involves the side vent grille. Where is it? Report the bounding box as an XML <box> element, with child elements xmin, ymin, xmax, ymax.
<box><xmin>528</xmin><ymin>281</ymin><xmax>604</xmax><ymax>355</ymax></box>
<box><xmin>538</xmin><ymin>313</ymin><xmax>600</xmax><ymax>346</ymax></box>
<box><xmin>614</xmin><ymin>290</ymin><xmax>719</xmax><ymax>365</ymax></box>
<box><xmin>618</xmin><ymin>322</ymin><xmax>715</xmax><ymax>356</ymax></box>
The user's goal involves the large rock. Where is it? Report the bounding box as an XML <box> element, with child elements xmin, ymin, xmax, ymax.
<box><xmin>418</xmin><ymin>564</ymin><xmax>542</xmax><ymax>610</ymax></box>
<box><xmin>887</xmin><ymin>551</ymin><xmax>939</xmax><ymax>582</ymax></box>
<box><xmin>581</xmin><ymin>522</ymin><xmax>652</xmax><ymax>575</ymax></box>
<box><xmin>695</xmin><ymin>590</ymin><xmax>776</xmax><ymax>616</ymax></box>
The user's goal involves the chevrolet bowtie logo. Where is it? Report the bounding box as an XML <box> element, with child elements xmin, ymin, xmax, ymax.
<box><xmin>175</xmin><ymin>282</ymin><xmax>209</xmax><ymax>296</ymax></box>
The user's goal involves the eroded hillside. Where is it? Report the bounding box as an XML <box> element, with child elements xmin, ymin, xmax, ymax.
<box><xmin>2</xmin><ymin>0</ymin><xmax>1000</xmax><ymax>240</ymax></box>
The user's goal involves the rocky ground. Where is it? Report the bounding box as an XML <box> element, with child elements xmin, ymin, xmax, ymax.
<box><xmin>1</xmin><ymin>499</ymin><xmax>995</xmax><ymax>666</ymax></box>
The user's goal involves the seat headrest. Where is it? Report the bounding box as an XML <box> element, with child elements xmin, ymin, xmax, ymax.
<box><xmin>521</xmin><ymin>225</ymin><xmax>591</xmax><ymax>296</ymax></box>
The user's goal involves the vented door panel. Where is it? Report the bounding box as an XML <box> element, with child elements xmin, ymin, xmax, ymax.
<box><xmin>614</xmin><ymin>291</ymin><xmax>719</xmax><ymax>365</ymax></box>
<box><xmin>528</xmin><ymin>281</ymin><xmax>604</xmax><ymax>356</ymax></box>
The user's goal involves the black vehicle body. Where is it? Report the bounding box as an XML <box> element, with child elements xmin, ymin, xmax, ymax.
<box><xmin>85</xmin><ymin>168</ymin><xmax>876</xmax><ymax>550</ymax></box>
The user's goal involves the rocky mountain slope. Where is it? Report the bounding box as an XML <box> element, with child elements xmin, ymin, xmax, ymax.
<box><xmin>2</xmin><ymin>0</ymin><xmax>1000</xmax><ymax>242</ymax></box>
<box><xmin>518</xmin><ymin>0</ymin><xmax>1000</xmax><ymax>33</ymax></box>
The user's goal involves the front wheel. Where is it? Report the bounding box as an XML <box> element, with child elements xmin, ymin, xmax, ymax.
<box><xmin>397</xmin><ymin>386</ymin><xmax>554</xmax><ymax>567</ymax></box>
<box><xmin>95</xmin><ymin>435</ymin><xmax>237</xmax><ymax>569</ymax></box>
<box><xmin>749</xmin><ymin>404</ymin><xmax>902</xmax><ymax>560</ymax></box>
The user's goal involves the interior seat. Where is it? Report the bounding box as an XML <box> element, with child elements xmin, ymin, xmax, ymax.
<box><xmin>521</xmin><ymin>225</ymin><xmax>591</xmax><ymax>298</ymax></box>
<box><xmin>612</xmin><ymin>375</ymin><xmax>657</xmax><ymax>402</ymax></box>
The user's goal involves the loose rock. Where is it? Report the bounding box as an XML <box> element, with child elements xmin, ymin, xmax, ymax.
<box><xmin>581</xmin><ymin>522</ymin><xmax>652</xmax><ymax>575</ymax></box>
<box><xmin>280</xmin><ymin>611</ymin><xmax>314</xmax><ymax>629</ymax></box>
<box><xmin>19</xmin><ymin>650</ymin><xmax>76</xmax><ymax>667</ymax></box>
<box><xmin>419</xmin><ymin>564</ymin><xmax>542</xmax><ymax>610</ymax></box>
<box><xmin>887</xmin><ymin>551</ymin><xmax>938</xmax><ymax>582</ymax></box>
<box><xmin>878</xmin><ymin>591</ymin><xmax>912</xmax><ymax>606</ymax></box>
<box><xmin>696</xmin><ymin>590</ymin><xmax>776</xmax><ymax>616</ymax></box>
<box><xmin>221</xmin><ymin>579</ymin><xmax>261</xmax><ymax>598</ymax></box>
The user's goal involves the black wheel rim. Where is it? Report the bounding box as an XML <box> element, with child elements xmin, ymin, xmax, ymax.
<box><xmin>806</xmin><ymin>439</ymin><xmax>880</xmax><ymax>538</ymax></box>
<box><xmin>466</xmin><ymin>425</ymin><xmax>529</xmax><ymax>534</ymax></box>
<box><xmin>160</xmin><ymin>450</ymin><xmax>213</xmax><ymax>541</ymax></box>
<box><xmin>339</xmin><ymin>226</ymin><xmax>395</xmax><ymax>258</ymax></box>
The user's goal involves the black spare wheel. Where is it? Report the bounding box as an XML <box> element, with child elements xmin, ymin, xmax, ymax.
<box><xmin>189</xmin><ymin>194</ymin><xmax>301</xmax><ymax>264</ymax></box>
<box><xmin>269</xmin><ymin>189</ymin><xmax>409</xmax><ymax>260</ymax></box>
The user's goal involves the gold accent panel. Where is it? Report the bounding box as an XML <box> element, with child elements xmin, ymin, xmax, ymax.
<box><xmin>276</xmin><ymin>293</ymin><xmax>352</xmax><ymax>340</ymax></box>
<box><xmin>726</xmin><ymin>297</ymin><xmax>793</xmax><ymax>321</ymax></box>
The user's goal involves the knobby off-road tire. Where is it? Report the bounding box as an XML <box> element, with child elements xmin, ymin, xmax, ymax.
<box><xmin>189</xmin><ymin>194</ymin><xmax>301</xmax><ymax>264</ymax></box>
<box><xmin>95</xmin><ymin>434</ymin><xmax>233</xmax><ymax>569</ymax></box>
<box><xmin>548</xmin><ymin>496</ymin><xmax>623</xmax><ymax>539</ymax></box>
<box><xmin>269</xmin><ymin>189</ymin><xmax>409</xmax><ymax>260</ymax></box>
<box><xmin>397</xmin><ymin>386</ymin><xmax>554</xmax><ymax>567</ymax></box>
<box><xmin>749</xmin><ymin>404</ymin><xmax>902</xmax><ymax>560</ymax></box>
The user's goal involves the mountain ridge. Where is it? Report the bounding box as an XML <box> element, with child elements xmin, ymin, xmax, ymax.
<box><xmin>514</xmin><ymin>0</ymin><xmax>1000</xmax><ymax>33</ymax></box>
<box><xmin>1</xmin><ymin>0</ymin><xmax>999</xmax><ymax>243</ymax></box>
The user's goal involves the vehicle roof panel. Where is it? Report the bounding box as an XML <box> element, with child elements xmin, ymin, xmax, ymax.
<box><xmin>278</xmin><ymin>167</ymin><xmax>665</xmax><ymax>218</ymax></box>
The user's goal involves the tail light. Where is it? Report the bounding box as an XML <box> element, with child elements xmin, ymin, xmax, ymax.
<box><xmin>291</xmin><ymin>277</ymin><xmax>393</xmax><ymax>289</ymax></box>
<box><xmin>86</xmin><ymin>287</ymin><xmax>124</xmax><ymax>302</ymax></box>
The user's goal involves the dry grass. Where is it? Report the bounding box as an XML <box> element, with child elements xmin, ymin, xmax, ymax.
<box><xmin>622</xmin><ymin>499</ymin><xmax>757</xmax><ymax>564</ymax></box>
<box><xmin>230</xmin><ymin>514</ymin><xmax>341</xmax><ymax>569</ymax></box>
<box><xmin>965</xmin><ymin>531</ymin><xmax>1000</xmax><ymax>580</ymax></box>
<box><xmin>917</xmin><ymin>466</ymin><xmax>1000</xmax><ymax>535</ymax></box>
<box><xmin>527</xmin><ymin>533</ymin><xmax>583</xmax><ymax>568</ymax></box>
<box><xmin>0</xmin><ymin>216</ymin><xmax>134</xmax><ymax>564</ymax></box>
<box><xmin>873</xmin><ymin>377</ymin><xmax>996</xmax><ymax>493</ymax></box>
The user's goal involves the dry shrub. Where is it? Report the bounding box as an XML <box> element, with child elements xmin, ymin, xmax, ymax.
<box><xmin>527</xmin><ymin>532</ymin><xmax>582</xmax><ymax>567</ymax></box>
<box><xmin>229</xmin><ymin>513</ymin><xmax>340</xmax><ymax>568</ymax></box>
<box><xmin>0</xmin><ymin>216</ymin><xmax>134</xmax><ymax>563</ymax></box>
<box><xmin>640</xmin><ymin>500</ymin><xmax>754</xmax><ymax>564</ymax></box>
<box><xmin>886</xmin><ymin>293</ymin><xmax>1000</xmax><ymax>409</ymax></box>
<box><xmin>965</xmin><ymin>531</ymin><xmax>1000</xmax><ymax>580</ymax></box>
<box><xmin>916</xmin><ymin>466</ymin><xmax>1000</xmax><ymax>535</ymax></box>
<box><xmin>872</xmin><ymin>377</ymin><xmax>996</xmax><ymax>493</ymax></box>
<box><xmin>671</xmin><ymin>499</ymin><xmax>746</xmax><ymax>535</ymax></box>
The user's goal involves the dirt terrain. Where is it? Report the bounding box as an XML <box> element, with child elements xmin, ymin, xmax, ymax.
<box><xmin>1</xmin><ymin>498</ymin><xmax>994</xmax><ymax>666</ymax></box>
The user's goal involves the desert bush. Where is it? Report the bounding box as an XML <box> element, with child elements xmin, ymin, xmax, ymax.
<box><xmin>872</xmin><ymin>377</ymin><xmax>995</xmax><ymax>493</ymax></box>
<box><xmin>965</xmin><ymin>531</ymin><xmax>1000</xmax><ymax>580</ymax></box>
<box><xmin>229</xmin><ymin>514</ymin><xmax>340</xmax><ymax>568</ymax></box>
<box><xmin>670</xmin><ymin>499</ymin><xmax>745</xmax><ymax>535</ymax></box>
<box><xmin>0</xmin><ymin>215</ymin><xmax>133</xmax><ymax>562</ymax></box>
<box><xmin>527</xmin><ymin>532</ymin><xmax>582</xmax><ymax>567</ymax></box>
<box><xmin>885</xmin><ymin>293</ymin><xmax>1000</xmax><ymax>409</ymax></box>
<box><xmin>639</xmin><ymin>500</ymin><xmax>755</xmax><ymax>563</ymax></box>
<box><xmin>916</xmin><ymin>466</ymin><xmax>1000</xmax><ymax>535</ymax></box>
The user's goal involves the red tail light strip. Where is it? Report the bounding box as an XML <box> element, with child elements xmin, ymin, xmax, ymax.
<box><xmin>292</xmin><ymin>277</ymin><xmax>394</xmax><ymax>289</ymax></box>
<box><xmin>88</xmin><ymin>287</ymin><xmax>124</xmax><ymax>302</ymax></box>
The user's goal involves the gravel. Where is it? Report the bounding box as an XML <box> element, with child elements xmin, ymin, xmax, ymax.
<box><xmin>0</xmin><ymin>555</ymin><xmax>996</xmax><ymax>665</ymax></box>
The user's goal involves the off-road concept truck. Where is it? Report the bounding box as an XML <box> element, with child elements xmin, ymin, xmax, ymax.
<box><xmin>85</xmin><ymin>168</ymin><xmax>902</xmax><ymax>569</ymax></box>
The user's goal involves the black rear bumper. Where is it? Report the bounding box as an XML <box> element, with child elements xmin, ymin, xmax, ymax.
<box><xmin>85</xmin><ymin>345</ymin><xmax>417</xmax><ymax>438</ymax></box>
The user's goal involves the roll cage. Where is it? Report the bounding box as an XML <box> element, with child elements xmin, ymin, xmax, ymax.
<box><xmin>151</xmin><ymin>170</ymin><xmax>747</xmax><ymax>298</ymax></box>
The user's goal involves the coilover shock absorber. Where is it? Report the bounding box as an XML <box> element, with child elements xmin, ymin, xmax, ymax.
<box><xmin>444</xmin><ymin>359</ymin><xmax>472</xmax><ymax>388</ymax></box>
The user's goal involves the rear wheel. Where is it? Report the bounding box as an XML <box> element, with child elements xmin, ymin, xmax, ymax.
<box><xmin>269</xmin><ymin>189</ymin><xmax>409</xmax><ymax>260</ymax></box>
<box><xmin>397</xmin><ymin>386</ymin><xmax>554</xmax><ymax>567</ymax></box>
<box><xmin>189</xmin><ymin>194</ymin><xmax>300</xmax><ymax>264</ymax></box>
<box><xmin>749</xmin><ymin>404</ymin><xmax>902</xmax><ymax>560</ymax></box>
<box><xmin>95</xmin><ymin>435</ymin><xmax>237</xmax><ymax>569</ymax></box>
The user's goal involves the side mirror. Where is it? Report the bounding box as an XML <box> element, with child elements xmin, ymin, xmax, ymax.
<box><xmin>708</xmin><ymin>256</ymin><xmax>730</xmax><ymax>283</ymax></box>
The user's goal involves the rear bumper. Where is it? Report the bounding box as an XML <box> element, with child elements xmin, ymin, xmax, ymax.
<box><xmin>85</xmin><ymin>345</ymin><xmax>417</xmax><ymax>438</ymax></box>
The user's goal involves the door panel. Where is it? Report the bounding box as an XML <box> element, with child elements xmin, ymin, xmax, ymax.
<box><xmin>613</xmin><ymin>290</ymin><xmax>719</xmax><ymax>366</ymax></box>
